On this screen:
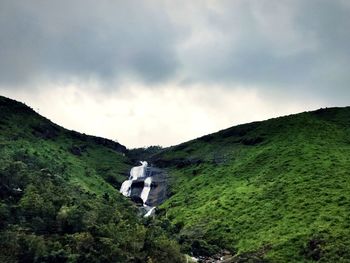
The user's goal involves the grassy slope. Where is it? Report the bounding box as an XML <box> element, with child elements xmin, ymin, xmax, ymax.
<box><xmin>0</xmin><ymin>96</ymin><xmax>184</xmax><ymax>263</ymax></box>
<box><xmin>0</xmin><ymin>96</ymin><xmax>130</xmax><ymax>194</ymax></box>
<box><xmin>153</xmin><ymin>107</ymin><xmax>350</xmax><ymax>262</ymax></box>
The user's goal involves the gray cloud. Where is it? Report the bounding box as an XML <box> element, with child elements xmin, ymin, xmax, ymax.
<box><xmin>177</xmin><ymin>0</ymin><xmax>350</xmax><ymax>102</ymax></box>
<box><xmin>0</xmin><ymin>0</ymin><xmax>349</xmax><ymax>103</ymax></box>
<box><xmin>0</xmin><ymin>0</ymin><xmax>179</xmax><ymax>85</ymax></box>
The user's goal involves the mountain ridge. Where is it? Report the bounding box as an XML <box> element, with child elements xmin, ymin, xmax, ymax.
<box><xmin>2</xmin><ymin>94</ymin><xmax>350</xmax><ymax>262</ymax></box>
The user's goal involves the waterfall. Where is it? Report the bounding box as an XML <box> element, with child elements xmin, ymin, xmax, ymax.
<box><xmin>120</xmin><ymin>161</ymin><xmax>156</xmax><ymax>217</ymax></box>
<box><xmin>120</xmin><ymin>161</ymin><xmax>148</xmax><ymax>197</ymax></box>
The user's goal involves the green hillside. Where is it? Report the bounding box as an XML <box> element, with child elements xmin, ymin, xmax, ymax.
<box><xmin>0</xmin><ymin>96</ymin><xmax>184</xmax><ymax>263</ymax></box>
<box><xmin>151</xmin><ymin>107</ymin><xmax>350</xmax><ymax>262</ymax></box>
<box><xmin>2</xmin><ymin>94</ymin><xmax>350</xmax><ymax>262</ymax></box>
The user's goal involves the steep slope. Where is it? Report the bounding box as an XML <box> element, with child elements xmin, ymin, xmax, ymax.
<box><xmin>151</xmin><ymin>107</ymin><xmax>350</xmax><ymax>262</ymax></box>
<box><xmin>0</xmin><ymin>96</ymin><xmax>184</xmax><ymax>263</ymax></box>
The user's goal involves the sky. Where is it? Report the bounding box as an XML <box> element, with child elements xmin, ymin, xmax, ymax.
<box><xmin>1</xmin><ymin>0</ymin><xmax>350</xmax><ymax>148</ymax></box>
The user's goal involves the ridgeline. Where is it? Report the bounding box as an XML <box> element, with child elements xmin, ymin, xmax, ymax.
<box><xmin>1</xmin><ymin>95</ymin><xmax>350</xmax><ymax>262</ymax></box>
<box><xmin>152</xmin><ymin>106</ymin><xmax>350</xmax><ymax>262</ymax></box>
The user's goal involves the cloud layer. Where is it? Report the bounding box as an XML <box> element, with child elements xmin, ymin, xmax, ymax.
<box><xmin>0</xmin><ymin>1</ymin><xmax>180</xmax><ymax>85</ymax></box>
<box><xmin>0</xmin><ymin>0</ymin><xmax>349</xmax><ymax>146</ymax></box>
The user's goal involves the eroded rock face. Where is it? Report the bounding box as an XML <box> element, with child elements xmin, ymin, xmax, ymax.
<box><xmin>120</xmin><ymin>161</ymin><xmax>168</xmax><ymax>215</ymax></box>
<box><xmin>145</xmin><ymin>168</ymin><xmax>168</xmax><ymax>206</ymax></box>
<box><xmin>129</xmin><ymin>180</ymin><xmax>144</xmax><ymax>198</ymax></box>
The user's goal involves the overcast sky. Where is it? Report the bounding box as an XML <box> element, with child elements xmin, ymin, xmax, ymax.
<box><xmin>1</xmin><ymin>0</ymin><xmax>349</xmax><ymax>148</ymax></box>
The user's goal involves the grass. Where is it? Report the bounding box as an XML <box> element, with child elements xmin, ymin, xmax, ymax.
<box><xmin>152</xmin><ymin>107</ymin><xmax>350</xmax><ymax>262</ymax></box>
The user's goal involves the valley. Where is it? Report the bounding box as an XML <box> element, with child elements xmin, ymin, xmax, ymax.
<box><xmin>1</xmin><ymin>95</ymin><xmax>350</xmax><ymax>262</ymax></box>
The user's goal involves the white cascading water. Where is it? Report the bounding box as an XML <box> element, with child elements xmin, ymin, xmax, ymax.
<box><xmin>140</xmin><ymin>176</ymin><xmax>152</xmax><ymax>203</ymax></box>
<box><xmin>119</xmin><ymin>180</ymin><xmax>133</xmax><ymax>197</ymax></box>
<box><xmin>120</xmin><ymin>161</ymin><xmax>155</xmax><ymax>217</ymax></box>
<box><xmin>120</xmin><ymin>161</ymin><xmax>148</xmax><ymax>197</ymax></box>
<box><xmin>144</xmin><ymin>206</ymin><xmax>156</xmax><ymax>217</ymax></box>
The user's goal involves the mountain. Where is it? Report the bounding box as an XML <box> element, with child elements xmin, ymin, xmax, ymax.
<box><xmin>149</xmin><ymin>106</ymin><xmax>350</xmax><ymax>262</ymax></box>
<box><xmin>0</xmin><ymin>96</ymin><xmax>184</xmax><ymax>263</ymax></box>
<box><xmin>2</xmin><ymin>94</ymin><xmax>350</xmax><ymax>263</ymax></box>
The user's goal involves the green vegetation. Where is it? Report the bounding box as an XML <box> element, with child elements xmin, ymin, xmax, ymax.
<box><xmin>3</xmin><ymin>94</ymin><xmax>350</xmax><ymax>262</ymax></box>
<box><xmin>0</xmin><ymin>96</ymin><xmax>184</xmax><ymax>263</ymax></box>
<box><xmin>151</xmin><ymin>107</ymin><xmax>350</xmax><ymax>262</ymax></box>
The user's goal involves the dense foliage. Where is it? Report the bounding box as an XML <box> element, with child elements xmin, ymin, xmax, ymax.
<box><xmin>0</xmin><ymin>96</ymin><xmax>184</xmax><ymax>263</ymax></box>
<box><xmin>152</xmin><ymin>107</ymin><xmax>350</xmax><ymax>262</ymax></box>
